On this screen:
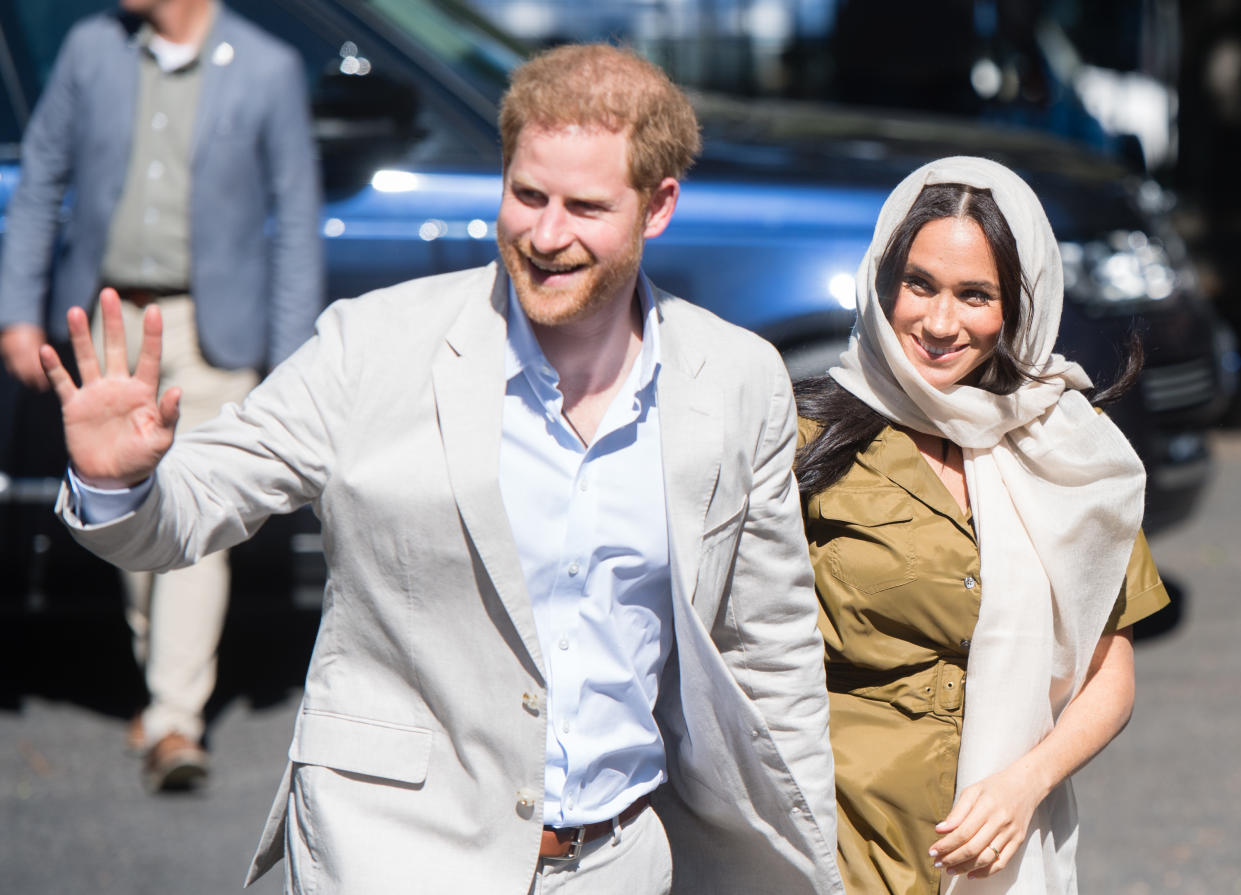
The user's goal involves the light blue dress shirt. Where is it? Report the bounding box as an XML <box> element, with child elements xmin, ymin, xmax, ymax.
<box><xmin>69</xmin><ymin>276</ymin><xmax>676</xmax><ymax>830</ymax></box>
<box><xmin>500</xmin><ymin>279</ymin><xmax>672</xmax><ymax>827</ymax></box>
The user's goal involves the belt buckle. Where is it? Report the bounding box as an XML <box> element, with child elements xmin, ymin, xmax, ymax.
<box><xmin>543</xmin><ymin>825</ymin><xmax>586</xmax><ymax>863</ymax></box>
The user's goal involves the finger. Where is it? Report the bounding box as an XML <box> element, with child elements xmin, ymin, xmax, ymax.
<box><xmin>133</xmin><ymin>305</ymin><xmax>163</xmax><ymax>389</ymax></box>
<box><xmin>967</xmin><ymin>841</ymin><xmax>1013</xmax><ymax>879</ymax></box>
<box><xmin>39</xmin><ymin>344</ymin><xmax>78</xmax><ymax>405</ymax></box>
<box><xmin>940</xmin><ymin>822</ymin><xmax>1003</xmax><ymax>873</ymax></box>
<box><xmin>935</xmin><ymin>788</ymin><xmax>978</xmax><ymax>834</ymax></box>
<box><xmin>158</xmin><ymin>386</ymin><xmax>182</xmax><ymax>430</ymax></box>
<box><xmin>931</xmin><ymin>794</ymin><xmax>980</xmax><ymax>860</ymax></box>
<box><xmin>67</xmin><ymin>304</ymin><xmax>101</xmax><ymax>384</ymax></box>
<box><xmin>99</xmin><ymin>288</ymin><xmax>130</xmax><ymax>376</ymax></box>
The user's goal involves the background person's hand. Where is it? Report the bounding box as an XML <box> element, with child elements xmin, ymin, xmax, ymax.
<box><xmin>40</xmin><ymin>288</ymin><xmax>180</xmax><ymax>488</ymax></box>
<box><xmin>1</xmin><ymin>323</ymin><xmax>50</xmax><ymax>390</ymax></box>
<box><xmin>929</xmin><ymin>763</ymin><xmax>1045</xmax><ymax>880</ymax></box>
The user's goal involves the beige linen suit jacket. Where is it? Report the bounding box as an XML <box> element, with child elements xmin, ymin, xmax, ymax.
<box><xmin>59</xmin><ymin>263</ymin><xmax>844</xmax><ymax>894</ymax></box>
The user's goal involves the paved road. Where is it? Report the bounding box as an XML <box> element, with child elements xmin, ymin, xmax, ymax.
<box><xmin>3</xmin><ymin>434</ymin><xmax>1239</xmax><ymax>894</ymax></box>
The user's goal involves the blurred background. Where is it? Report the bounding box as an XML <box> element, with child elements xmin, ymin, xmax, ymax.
<box><xmin>1</xmin><ymin>1</ymin><xmax>1238</xmax><ymax>892</ymax></box>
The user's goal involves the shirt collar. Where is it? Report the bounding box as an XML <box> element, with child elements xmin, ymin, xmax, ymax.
<box><xmin>504</xmin><ymin>273</ymin><xmax>662</xmax><ymax>391</ymax></box>
<box><xmin>135</xmin><ymin>2</ymin><xmax>216</xmax><ymax>72</ymax></box>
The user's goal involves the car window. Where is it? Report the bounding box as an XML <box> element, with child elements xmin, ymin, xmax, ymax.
<box><xmin>358</xmin><ymin>0</ymin><xmax>520</xmax><ymax>104</ymax></box>
<box><xmin>0</xmin><ymin>0</ymin><xmax>112</xmax><ymax>148</ymax></box>
<box><xmin>226</xmin><ymin>0</ymin><xmax>501</xmax><ymax>178</ymax></box>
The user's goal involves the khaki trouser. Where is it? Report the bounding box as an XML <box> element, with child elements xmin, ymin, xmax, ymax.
<box><xmin>93</xmin><ymin>295</ymin><xmax>258</xmax><ymax>746</ymax></box>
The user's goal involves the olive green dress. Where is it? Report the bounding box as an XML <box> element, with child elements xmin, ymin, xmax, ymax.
<box><xmin>799</xmin><ymin>421</ymin><xmax>1169</xmax><ymax>895</ymax></box>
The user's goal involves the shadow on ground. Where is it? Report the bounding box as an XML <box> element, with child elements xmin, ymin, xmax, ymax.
<box><xmin>0</xmin><ymin>605</ymin><xmax>320</xmax><ymax>733</ymax></box>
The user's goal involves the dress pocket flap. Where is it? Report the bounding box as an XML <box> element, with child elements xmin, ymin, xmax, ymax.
<box><xmin>810</xmin><ymin>487</ymin><xmax>913</xmax><ymax>528</ymax></box>
<box><xmin>289</xmin><ymin>709</ymin><xmax>432</xmax><ymax>786</ymax></box>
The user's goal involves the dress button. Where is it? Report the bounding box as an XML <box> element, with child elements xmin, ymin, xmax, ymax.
<box><xmin>567</xmin><ymin>562</ymin><xmax>580</xmax><ymax>577</ymax></box>
<box><xmin>558</xmin><ymin>638</ymin><xmax>569</xmax><ymax>651</ymax></box>
<box><xmin>964</xmin><ymin>576</ymin><xmax>977</xmax><ymax>589</ymax></box>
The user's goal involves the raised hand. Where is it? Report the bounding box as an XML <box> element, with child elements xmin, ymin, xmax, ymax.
<box><xmin>39</xmin><ymin>288</ymin><xmax>181</xmax><ymax>488</ymax></box>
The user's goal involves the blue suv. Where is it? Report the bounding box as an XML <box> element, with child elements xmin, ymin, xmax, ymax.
<box><xmin>0</xmin><ymin>0</ymin><xmax>1231</xmax><ymax>611</ymax></box>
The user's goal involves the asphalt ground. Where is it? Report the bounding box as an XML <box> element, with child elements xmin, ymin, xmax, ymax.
<box><xmin>2</xmin><ymin>433</ymin><xmax>1239</xmax><ymax>894</ymax></box>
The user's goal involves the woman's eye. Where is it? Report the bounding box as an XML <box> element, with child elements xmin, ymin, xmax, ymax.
<box><xmin>903</xmin><ymin>276</ymin><xmax>931</xmax><ymax>294</ymax></box>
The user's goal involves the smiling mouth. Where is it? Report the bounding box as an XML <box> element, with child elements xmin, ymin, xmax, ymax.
<box><xmin>914</xmin><ymin>336</ymin><xmax>967</xmax><ymax>361</ymax></box>
<box><xmin>526</xmin><ymin>255</ymin><xmax>587</xmax><ymax>276</ymax></box>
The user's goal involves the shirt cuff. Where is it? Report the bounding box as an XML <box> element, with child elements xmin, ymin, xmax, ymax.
<box><xmin>66</xmin><ymin>466</ymin><xmax>154</xmax><ymax>525</ymax></box>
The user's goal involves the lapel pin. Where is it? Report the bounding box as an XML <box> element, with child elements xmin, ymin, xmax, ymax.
<box><xmin>212</xmin><ymin>41</ymin><xmax>234</xmax><ymax>66</ymax></box>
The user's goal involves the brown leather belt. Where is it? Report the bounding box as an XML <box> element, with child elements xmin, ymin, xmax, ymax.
<box><xmin>538</xmin><ymin>795</ymin><xmax>650</xmax><ymax>862</ymax></box>
<box><xmin>110</xmin><ymin>287</ymin><xmax>187</xmax><ymax>308</ymax></box>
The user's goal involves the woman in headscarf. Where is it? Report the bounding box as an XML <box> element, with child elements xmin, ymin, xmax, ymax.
<box><xmin>795</xmin><ymin>157</ymin><xmax>1169</xmax><ymax>893</ymax></box>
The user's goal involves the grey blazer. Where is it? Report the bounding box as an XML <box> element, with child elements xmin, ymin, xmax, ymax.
<box><xmin>0</xmin><ymin>5</ymin><xmax>322</xmax><ymax>368</ymax></box>
<box><xmin>59</xmin><ymin>264</ymin><xmax>845</xmax><ymax>894</ymax></box>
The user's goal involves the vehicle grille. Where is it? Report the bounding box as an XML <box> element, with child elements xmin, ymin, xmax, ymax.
<box><xmin>1140</xmin><ymin>358</ymin><xmax>1217</xmax><ymax>412</ymax></box>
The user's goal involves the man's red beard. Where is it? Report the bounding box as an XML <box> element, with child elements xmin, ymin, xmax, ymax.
<box><xmin>497</xmin><ymin>227</ymin><xmax>644</xmax><ymax>328</ymax></box>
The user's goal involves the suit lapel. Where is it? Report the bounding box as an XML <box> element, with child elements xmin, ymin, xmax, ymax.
<box><xmin>656</xmin><ymin>292</ymin><xmax>723</xmax><ymax>606</ymax></box>
<box><xmin>190</xmin><ymin>9</ymin><xmax>233</xmax><ymax>168</ymax></box>
<box><xmin>431</xmin><ymin>267</ymin><xmax>546</xmax><ymax>682</ymax></box>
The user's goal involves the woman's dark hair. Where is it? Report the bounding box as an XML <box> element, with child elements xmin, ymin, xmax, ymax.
<box><xmin>795</xmin><ymin>182</ymin><xmax>1143</xmax><ymax>497</ymax></box>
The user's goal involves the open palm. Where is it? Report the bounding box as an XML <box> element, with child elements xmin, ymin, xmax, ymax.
<box><xmin>40</xmin><ymin>289</ymin><xmax>181</xmax><ymax>488</ymax></box>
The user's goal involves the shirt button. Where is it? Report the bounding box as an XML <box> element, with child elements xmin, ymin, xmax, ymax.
<box><xmin>960</xmin><ymin>639</ymin><xmax>971</xmax><ymax>649</ymax></box>
<box><xmin>151</xmin><ymin>111</ymin><xmax>168</xmax><ymax>130</ymax></box>
<box><xmin>521</xmin><ymin>692</ymin><xmax>540</xmax><ymax>714</ymax></box>
<box><xmin>558</xmin><ymin>638</ymin><xmax>569</xmax><ymax>651</ymax></box>
<box><xmin>148</xmin><ymin>160</ymin><xmax>164</xmax><ymax>179</ymax></box>
<box><xmin>964</xmin><ymin>576</ymin><xmax>977</xmax><ymax>589</ymax></box>
<box><xmin>561</xmin><ymin>721</ymin><xmax>570</xmax><ymax>734</ymax></box>
<box><xmin>567</xmin><ymin>562</ymin><xmax>580</xmax><ymax>577</ymax></box>
<box><xmin>579</xmin><ymin>478</ymin><xmax>588</xmax><ymax>492</ymax></box>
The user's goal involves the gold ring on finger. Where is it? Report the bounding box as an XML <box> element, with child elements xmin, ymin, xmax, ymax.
<box><xmin>989</xmin><ymin>844</ymin><xmax>1001</xmax><ymax>859</ymax></box>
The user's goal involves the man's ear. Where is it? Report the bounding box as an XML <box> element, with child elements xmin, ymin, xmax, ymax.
<box><xmin>642</xmin><ymin>177</ymin><xmax>680</xmax><ymax>239</ymax></box>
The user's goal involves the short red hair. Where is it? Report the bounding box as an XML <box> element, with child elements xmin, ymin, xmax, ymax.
<box><xmin>499</xmin><ymin>44</ymin><xmax>701</xmax><ymax>193</ymax></box>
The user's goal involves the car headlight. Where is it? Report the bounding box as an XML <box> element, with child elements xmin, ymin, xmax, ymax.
<box><xmin>1059</xmin><ymin>231</ymin><xmax>1180</xmax><ymax>311</ymax></box>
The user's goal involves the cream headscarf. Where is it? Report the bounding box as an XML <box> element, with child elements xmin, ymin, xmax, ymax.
<box><xmin>830</xmin><ymin>156</ymin><xmax>1145</xmax><ymax>894</ymax></box>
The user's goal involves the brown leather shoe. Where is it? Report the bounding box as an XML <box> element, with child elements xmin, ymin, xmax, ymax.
<box><xmin>125</xmin><ymin>713</ymin><xmax>146</xmax><ymax>756</ymax></box>
<box><xmin>143</xmin><ymin>732</ymin><xmax>209</xmax><ymax>793</ymax></box>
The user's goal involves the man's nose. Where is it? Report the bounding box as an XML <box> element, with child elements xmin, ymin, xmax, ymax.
<box><xmin>530</xmin><ymin>203</ymin><xmax>573</xmax><ymax>255</ymax></box>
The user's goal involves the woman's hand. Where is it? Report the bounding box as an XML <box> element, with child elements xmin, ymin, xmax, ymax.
<box><xmin>929</xmin><ymin>762</ymin><xmax>1048</xmax><ymax>880</ymax></box>
<box><xmin>930</xmin><ymin>629</ymin><xmax>1138</xmax><ymax>880</ymax></box>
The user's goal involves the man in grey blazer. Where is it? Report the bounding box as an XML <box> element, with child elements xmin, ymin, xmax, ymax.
<box><xmin>0</xmin><ymin>0</ymin><xmax>322</xmax><ymax>790</ymax></box>
<box><xmin>41</xmin><ymin>44</ymin><xmax>842</xmax><ymax>893</ymax></box>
